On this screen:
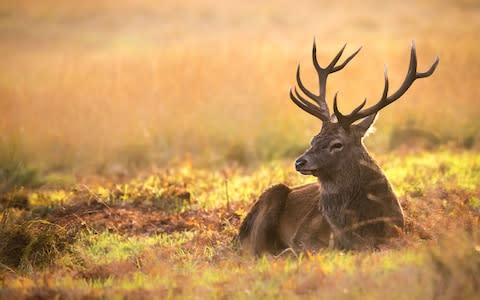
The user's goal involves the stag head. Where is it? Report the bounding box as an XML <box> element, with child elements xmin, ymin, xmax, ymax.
<box><xmin>291</xmin><ymin>41</ymin><xmax>439</xmax><ymax>179</ymax></box>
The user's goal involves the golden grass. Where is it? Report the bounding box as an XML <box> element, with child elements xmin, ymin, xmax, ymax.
<box><xmin>0</xmin><ymin>151</ymin><xmax>479</xmax><ymax>299</ymax></box>
<box><xmin>0</xmin><ymin>0</ymin><xmax>479</xmax><ymax>172</ymax></box>
<box><xmin>0</xmin><ymin>2</ymin><xmax>479</xmax><ymax>298</ymax></box>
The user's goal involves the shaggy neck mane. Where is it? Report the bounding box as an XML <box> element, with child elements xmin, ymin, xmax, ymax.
<box><xmin>319</xmin><ymin>147</ymin><xmax>386</xmax><ymax>206</ymax></box>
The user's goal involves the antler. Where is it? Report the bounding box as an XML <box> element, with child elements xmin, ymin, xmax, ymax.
<box><xmin>289</xmin><ymin>39</ymin><xmax>361</xmax><ymax>122</ymax></box>
<box><xmin>333</xmin><ymin>41</ymin><xmax>439</xmax><ymax>130</ymax></box>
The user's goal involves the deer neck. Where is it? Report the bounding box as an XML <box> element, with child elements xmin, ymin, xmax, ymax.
<box><xmin>318</xmin><ymin>150</ymin><xmax>387</xmax><ymax>205</ymax></box>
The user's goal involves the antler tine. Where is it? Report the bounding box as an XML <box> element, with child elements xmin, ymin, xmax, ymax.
<box><xmin>311</xmin><ymin>39</ymin><xmax>322</xmax><ymax>74</ymax></box>
<box><xmin>326</xmin><ymin>43</ymin><xmax>347</xmax><ymax>70</ymax></box>
<box><xmin>333</xmin><ymin>93</ymin><xmax>367</xmax><ymax>124</ymax></box>
<box><xmin>332</xmin><ymin>47</ymin><xmax>362</xmax><ymax>73</ymax></box>
<box><xmin>312</xmin><ymin>41</ymin><xmax>346</xmax><ymax>118</ymax></box>
<box><xmin>296</xmin><ymin>65</ymin><xmax>320</xmax><ymax>102</ymax></box>
<box><xmin>334</xmin><ymin>65</ymin><xmax>387</xmax><ymax>126</ymax></box>
<box><xmin>291</xmin><ymin>40</ymin><xmax>361</xmax><ymax>122</ymax></box>
<box><xmin>334</xmin><ymin>41</ymin><xmax>439</xmax><ymax>130</ymax></box>
<box><xmin>290</xmin><ymin>87</ymin><xmax>329</xmax><ymax>120</ymax></box>
<box><xmin>381</xmin><ymin>64</ymin><xmax>390</xmax><ymax>100</ymax></box>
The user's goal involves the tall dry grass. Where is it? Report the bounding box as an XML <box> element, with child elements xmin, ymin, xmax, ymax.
<box><xmin>0</xmin><ymin>0</ymin><xmax>479</xmax><ymax>172</ymax></box>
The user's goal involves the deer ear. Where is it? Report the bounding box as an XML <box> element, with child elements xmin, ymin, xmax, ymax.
<box><xmin>355</xmin><ymin>113</ymin><xmax>378</xmax><ymax>137</ymax></box>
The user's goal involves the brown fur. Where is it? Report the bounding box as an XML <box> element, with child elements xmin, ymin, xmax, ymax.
<box><xmin>238</xmin><ymin>42</ymin><xmax>436</xmax><ymax>255</ymax></box>
<box><xmin>238</xmin><ymin>148</ymin><xmax>405</xmax><ymax>255</ymax></box>
<box><xmin>238</xmin><ymin>183</ymin><xmax>331</xmax><ymax>255</ymax></box>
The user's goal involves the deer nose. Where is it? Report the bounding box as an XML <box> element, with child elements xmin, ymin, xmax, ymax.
<box><xmin>295</xmin><ymin>158</ymin><xmax>307</xmax><ymax>170</ymax></box>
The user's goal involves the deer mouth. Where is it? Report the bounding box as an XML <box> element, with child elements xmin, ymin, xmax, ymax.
<box><xmin>297</xmin><ymin>169</ymin><xmax>319</xmax><ymax>176</ymax></box>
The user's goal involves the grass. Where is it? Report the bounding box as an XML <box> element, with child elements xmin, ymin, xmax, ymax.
<box><xmin>0</xmin><ymin>0</ymin><xmax>479</xmax><ymax>174</ymax></box>
<box><xmin>0</xmin><ymin>151</ymin><xmax>479</xmax><ymax>299</ymax></box>
<box><xmin>0</xmin><ymin>140</ymin><xmax>43</xmax><ymax>194</ymax></box>
<box><xmin>0</xmin><ymin>219</ymin><xmax>78</xmax><ymax>272</ymax></box>
<box><xmin>0</xmin><ymin>0</ymin><xmax>479</xmax><ymax>299</ymax></box>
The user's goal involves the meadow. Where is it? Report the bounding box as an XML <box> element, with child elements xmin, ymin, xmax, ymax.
<box><xmin>0</xmin><ymin>0</ymin><xmax>479</xmax><ymax>299</ymax></box>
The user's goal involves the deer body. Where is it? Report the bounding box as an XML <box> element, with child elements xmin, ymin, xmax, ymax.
<box><xmin>239</xmin><ymin>130</ymin><xmax>404</xmax><ymax>255</ymax></box>
<box><xmin>238</xmin><ymin>183</ymin><xmax>331</xmax><ymax>255</ymax></box>
<box><xmin>278</xmin><ymin>183</ymin><xmax>329</xmax><ymax>251</ymax></box>
<box><xmin>238</xmin><ymin>41</ymin><xmax>438</xmax><ymax>255</ymax></box>
<box><xmin>316</xmin><ymin>141</ymin><xmax>404</xmax><ymax>250</ymax></box>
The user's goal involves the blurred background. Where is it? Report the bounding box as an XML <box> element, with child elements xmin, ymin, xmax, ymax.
<box><xmin>0</xmin><ymin>0</ymin><xmax>479</xmax><ymax>179</ymax></box>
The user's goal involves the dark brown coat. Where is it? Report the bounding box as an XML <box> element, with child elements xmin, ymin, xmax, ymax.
<box><xmin>238</xmin><ymin>41</ymin><xmax>438</xmax><ymax>255</ymax></box>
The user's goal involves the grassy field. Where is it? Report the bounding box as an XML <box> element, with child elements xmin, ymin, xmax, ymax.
<box><xmin>1</xmin><ymin>0</ymin><xmax>479</xmax><ymax>174</ymax></box>
<box><xmin>1</xmin><ymin>151</ymin><xmax>479</xmax><ymax>298</ymax></box>
<box><xmin>1</xmin><ymin>0</ymin><xmax>479</xmax><ymax>299</ymax></box>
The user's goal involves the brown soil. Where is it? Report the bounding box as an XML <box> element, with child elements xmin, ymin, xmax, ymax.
<box><xmin>48</xmin><ymin>200</ymin><xmax>242</xmax><ymax>236</ymax></box>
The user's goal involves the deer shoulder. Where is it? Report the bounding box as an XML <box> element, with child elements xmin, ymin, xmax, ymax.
<box><xmin>238</xmin><ymin>41</ymin><xmax>438</xmax><ymax>254</ymax></box>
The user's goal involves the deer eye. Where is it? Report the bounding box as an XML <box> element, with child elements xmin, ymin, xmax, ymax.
<box><xmin>329</xmin><ymin>142</ymin><xmax>344</xmax><ymax>153</ymax></box>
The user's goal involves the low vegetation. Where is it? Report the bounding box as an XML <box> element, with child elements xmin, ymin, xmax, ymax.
<box><xmin>0</xmin><ymin>151</ymin><xmax>479</xmax><ymax>299</ymax></box>
<box><xmin>0</xmin><ymin>0</ymin><xmax>479</xmax><ymax>298</ymax></box>
<box><xmin>1</xmin><ymin>1</ymin><xmax>480</xmax><ymax>174</ymax></box>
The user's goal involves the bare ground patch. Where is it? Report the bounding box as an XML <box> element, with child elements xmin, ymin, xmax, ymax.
<box><xmin>48</xmin><ymin>199</ymin><xmax>242</xmax><ymax>236</ymax></box>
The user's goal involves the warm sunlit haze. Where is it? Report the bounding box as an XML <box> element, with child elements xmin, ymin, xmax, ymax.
<box><xmin>0</xmin><ymin>1</ymin><xmax>479</xmax><ymax>299</ymax></box>
<box><xmin>1</xmin><ymin>0</ymin><xmax>479</xmax><ymax>172</ymax></box>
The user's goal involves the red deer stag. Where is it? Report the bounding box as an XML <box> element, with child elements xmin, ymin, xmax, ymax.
<box><xmin>238</xmin><ymin>41</ymin><xmax>439</xmax><ymax>255</ymax></box>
